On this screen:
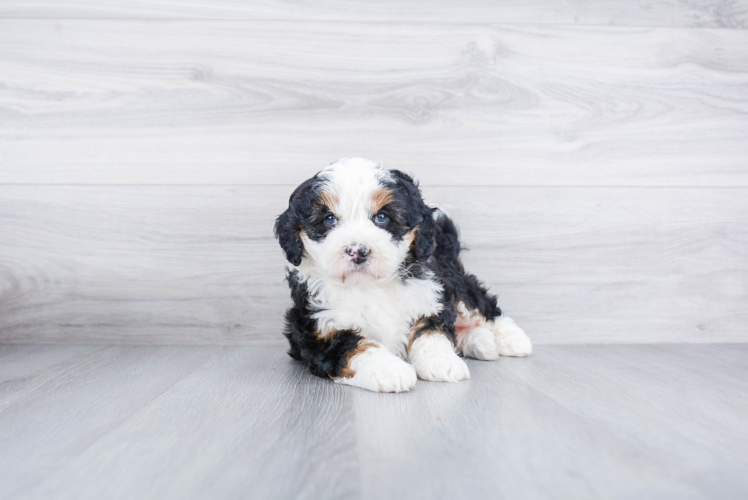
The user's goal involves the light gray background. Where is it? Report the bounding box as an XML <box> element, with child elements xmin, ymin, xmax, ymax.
<box><xmin>1</xmin><ymin>1</ymin><xmax>747</xmax><ymax>345</ymax></box>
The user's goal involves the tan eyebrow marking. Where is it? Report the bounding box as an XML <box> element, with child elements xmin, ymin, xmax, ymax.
<box><xmin>370</xmin><ymin>186</ymin><xmax>395</xmax><ymax>215</ymax></box>
<box><xmin>319</xmin><ymin>190</ymin><xmax>339</xmax><ymax>214</ymax></box>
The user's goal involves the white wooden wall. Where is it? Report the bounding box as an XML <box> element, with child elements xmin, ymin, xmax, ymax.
<box><xmin>1</xmin><ymin>2</ymin><xmax>747</xmax><ymax>345</ymax></box>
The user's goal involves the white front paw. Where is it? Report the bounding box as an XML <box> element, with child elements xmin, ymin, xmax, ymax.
<box><xmin>409</xmin><ymin>334</ymin><xmax>470</xmax><ymax>382</ymax></box>
<box><xmin>491</xmin><ymin>316</ymin><xmax>533</xmax><ymax>357</ymax></box>
<box><xmin>334</xmin><ymin>344</ymin><xmax>417</xmax><ymax>393</ymax></box>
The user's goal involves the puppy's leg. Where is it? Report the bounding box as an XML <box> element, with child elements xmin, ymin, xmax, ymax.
<box><xmin>453</xmin><ymin>302</ymin><xmax>499</xmax><ymax>360</ymax></box>
<box><xmin>453</xmin><ymin>301</ymin><xmax>531</xmax><ymax>359</ymax></box>
<box><xmin>283</xmin><ymin>272</ymin><xmax>416</xmax><ymax>393</ymax></box>
<box><xmin>430</xmin><ymin>211</ymin><xmax>532</xmax><ymax>359</ymax></box>
<box><xmin>456</xmin><ymin>326</ymin><xmax>499</xmax><ymax>360</ymax></box>
<box><xmin>287</xmin><ymin>320</ymin><xmax>416</xmax><ymax>393</ymax></box>
<box><xmin>408</xmin><ymin>317</ymin><xmax>470</xmax><ymax>382</ymax></box>
<box><xmin>334</xmin><ymin>341</ymin><xmax>417</xmax><ymax>393</ymax></box>
<box><xmin>488</xmin><ymin>316</ymin><xmax>533</xmax><ymax>357</ymax></box>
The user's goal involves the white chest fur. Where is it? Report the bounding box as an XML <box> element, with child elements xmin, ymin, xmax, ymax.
<box><xmin>297</xmin><ymin>269</ymin><xmax>443</xmax><ymax>358</ymax></box>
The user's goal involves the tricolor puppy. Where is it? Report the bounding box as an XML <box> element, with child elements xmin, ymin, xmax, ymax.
<box><xmin>274</xmin><ymin>158</ymin><xmax>532</xmax><ymax>393</ymax></box>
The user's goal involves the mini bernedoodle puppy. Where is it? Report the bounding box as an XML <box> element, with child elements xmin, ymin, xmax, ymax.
<box><xmin>274</xmin><ymin>158</ymin><xmax>532</xmax><ymax>393</ymax></box>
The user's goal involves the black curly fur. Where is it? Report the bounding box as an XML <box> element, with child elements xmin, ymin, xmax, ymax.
<box><xmin>384</xmin><ymin>170</ymin><xmax>437</xmax><ymax>262</ymax></box>
<box><xmin>432</xmin><ymin>212</ymin><xmax>502</xmax><ymax>322</ymax></box>
<box><xmin>283</xmin><ymin>270</ymin><xmax>367</xmax><ymax>378</ymax></box>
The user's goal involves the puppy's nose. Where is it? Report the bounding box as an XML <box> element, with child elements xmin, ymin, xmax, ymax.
<box><xmin>345</xmin><ymin>244</ymin><xmax>370</xmax><ymax>264</ymax></box>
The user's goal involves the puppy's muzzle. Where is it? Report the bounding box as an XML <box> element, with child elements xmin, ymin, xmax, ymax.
<box><xmin>345</xmin><ymin>244</ymin><xmax>370</xmax><ymax>265</ymax></box>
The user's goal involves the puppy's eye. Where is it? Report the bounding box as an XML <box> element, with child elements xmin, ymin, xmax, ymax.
<box><xmin>324</xmin><ymin>214</ymin><xmax>338</xmax><ymax>227</ymax></box>
<box><xmin>373</xmin><ymin>213</ymin><xmax>389</xmax><ymax>225</ymax></box>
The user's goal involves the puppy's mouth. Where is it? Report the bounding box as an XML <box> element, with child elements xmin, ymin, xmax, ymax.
<box><xmin>341</xmin><ymin>263</ymin><xmax>371</xmax><ymax>282</ymax></box>
<box><xmin>340</xmin><ymin>255</ymin><xmax>393</xmax><ymax>284</ymax></box>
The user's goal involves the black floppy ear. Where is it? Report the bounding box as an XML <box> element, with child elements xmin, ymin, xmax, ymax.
<box><xmin>274</xmin><ymin>209</ymin><xmax>304</xmax><ymax>266</ymax></box>
<box><xmin>274</xmin><ymin>177</ymin><xmax>317</xmax><ymax>266</ymax></box>
<box><xmin>388</xmin><ymin>169</ymin><xmax>437</xmax><ymax>262</ymax></box>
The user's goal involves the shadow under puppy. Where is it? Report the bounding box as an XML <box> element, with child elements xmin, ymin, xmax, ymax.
<box><xmin>274</xmin><ymin>158</ymin><xmax>532</xmax><ymax>392</ymax></box>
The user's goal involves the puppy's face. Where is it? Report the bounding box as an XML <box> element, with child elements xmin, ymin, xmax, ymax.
<box><xmin>275</xmin><ymin>158</ymin><xmax>435</xmax><ymax>285</ymax></box>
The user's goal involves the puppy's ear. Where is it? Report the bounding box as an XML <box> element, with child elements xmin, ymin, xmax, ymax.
<box><xmin>388</xmin><ymin>169</ymin><xmax>436</xmax><ymax>262</ymax></box>
<box><xmin>274</xmin><ymin>208</ymin><xmax>303</xmax><ymax>266</ymax></box>
<box><xmin>274</xmin><ymin>177</ymin><xmax>317</xmax><ymax>266</ymax></box>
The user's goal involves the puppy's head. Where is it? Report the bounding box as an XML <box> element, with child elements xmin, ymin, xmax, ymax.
<box><xmin>275</xmin><ymin>158</ymin><xmax>435</xmax><ymax>284</ymax></box>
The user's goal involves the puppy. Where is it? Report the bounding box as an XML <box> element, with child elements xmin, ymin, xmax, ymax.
<box><xmin>274</xmin><ymin>158</ymin><xmax>532</xmax><ymax>393</ymax></box>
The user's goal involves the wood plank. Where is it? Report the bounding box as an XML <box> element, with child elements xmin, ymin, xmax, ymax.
<box><xmin>1</xmin><ymin>346</ymin><xmax>359</xmax><ymax>500</ymax></box>
<box><xmin>0</xmin><ymin>345</ymin><xmax>222</xmax><ymax>498</ymax></box>
<box><xmin>353</xmin><ymin>345</ymin><xmax>748</xmax><ymax>499</ymax></box>
<box><xmin>498</xmin><ymin>344</ymin><xmax>748</xmax><ymax>496</ymax></box>
<box><xmin>505</xmin><ymin>345</ymin><xmax>748</xmax><ymax>455</ymax></box>
<box><xmin>1</xmin><ymin>345</ymin><xmax>747</xmax><ymax>499</ymax></box>
<box><xmin>0</xmin><ymin>185</ymin><xmax>290</xmax><ymax>345</ymax></box>
<box><xmin>1</xmin><ymin>21</ymin><xmax>747</xmax><ymax>186</ymax></box>
<box><xmin>0</xmin><ymin>344</ymin><xmax>107</xmax><ymax>401</ymax></box>
<box><xmin>0</xmin><ymin>0</ymin><xmax>746</xmax><ymax>28</ymax></box>
<box><xmin>1</xmin><ymin>184</ymin><xmax>746</xmax><ymax>344</ymax></box>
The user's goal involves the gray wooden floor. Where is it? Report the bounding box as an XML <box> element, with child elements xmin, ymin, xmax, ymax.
<box><xmin>1</xmin><ymin>343</ymin><xmax>746</xmax><ymax>500</ymax></box>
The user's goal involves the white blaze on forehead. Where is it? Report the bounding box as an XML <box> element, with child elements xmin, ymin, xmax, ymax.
<box><xmin>301</xmin><ymin>157</ymin><xmax>406</xmax><ymax>285</ymax></box>
<box><xmin>319</xmin><ymin>158</ymin><xmax>393</xmax><ymax>220</ymax></box>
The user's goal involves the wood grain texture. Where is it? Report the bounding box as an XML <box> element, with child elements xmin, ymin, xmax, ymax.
<box><xmin>1</xmin><ymin>185</ymin><xmax>746</xmax><ymax>345</ymax></box>
<box><xmin>353</xmin><ymin>344</ymin><xmax>748</xmax><ymax>499</ymax></box>
<box><xmin>0</xmin><ymin>345</ymin><xmax>358</xmax><ymax>500</ymax></box>
<box><xmin>1</xmin><ymin>344</ymin><xmax>747</xmax><ymax>499</ymax></box>
<box><xmin>0</xmin><ymin>344</ymin><xmax>223</xmax><ymax>498</ymax></box>
<box><xmin>0</xmin><ymin>0</ymin><xmax>747</xmax><ymax>28</ymax></box>
<box><xmin>1</xmin><ymin>21</ymin><xmax>748</xmax><ymax>186</ymax></box>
